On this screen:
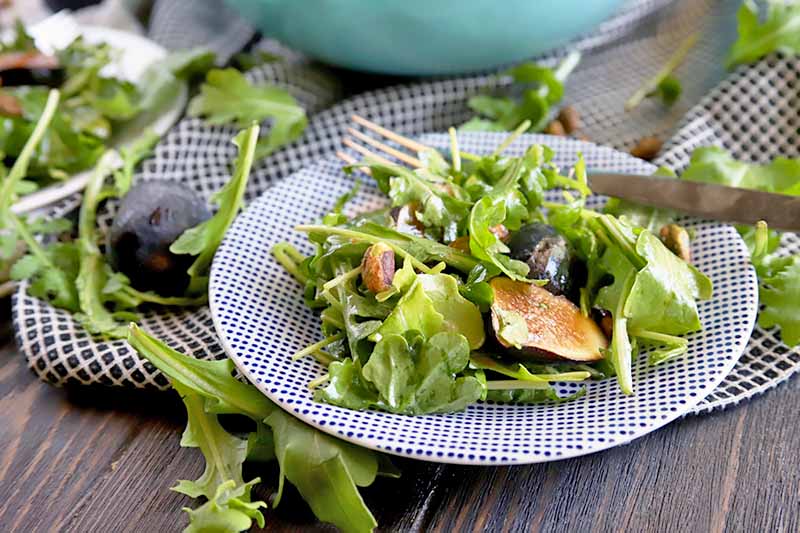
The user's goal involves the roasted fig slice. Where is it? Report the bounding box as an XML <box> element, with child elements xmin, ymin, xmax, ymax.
<box><xmin>489</xmin><ymin>277</ymin><xmax>607</xmax><ymax>362</ymax></box>
<box><xmin>506</xmin><ymin>222</ymin><xmax>585</xmax><ymax>300</ymax></box>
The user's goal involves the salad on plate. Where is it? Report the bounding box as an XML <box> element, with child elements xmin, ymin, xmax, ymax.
<box><xmin>273</xmin><ymin>130</ymin><xmax>713</xmax><ymax>415</ymax></box>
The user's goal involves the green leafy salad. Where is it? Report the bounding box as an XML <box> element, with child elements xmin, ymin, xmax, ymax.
<box><xmin>273</xmin><ymin>130</ymin><xmax>714</xmax><ymax>413</ymax></box>
<box><xmin>0</xmin><ymin>21</ymin><xmax>205</xmax><ymax>195</ymax></box>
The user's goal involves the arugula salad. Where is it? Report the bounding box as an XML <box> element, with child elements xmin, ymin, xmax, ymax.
<box><xmin>0</xmin><ymin>21</ymin><xmax>195</xmax><ymax>198</ymax></box>
<box><xmin>273</xmin><ymin>131</ymin><xmax>713</xmax><ymax>414</ymax></box>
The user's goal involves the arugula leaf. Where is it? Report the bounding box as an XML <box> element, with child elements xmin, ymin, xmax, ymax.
<box><xmin>159</xmin><ymin>47</ymin><xmax>216</xmax><ymax>79</ymax></box>
<box><xmin>188</xmin><ymin>68</ymin><xmax>307</xmax><ymax>159</ymax></box>
<box><xmin>127</xmin><ymin>324</ymin><xmax>388</xmax><ymax>533</ymax></box>
<box><xmin>113</xmin><ymin>129</ymin><xmax>160</xmax><ymax>195</ymax></box>
<box><xmin>468</xmin><ymin>195</ymin><xmax>529</xmax><ymax>281</ymax></box>
<box><xmin>1</xmin><ymin>89</ymin><xmax>80</xmax><ymax>309</ymax></box>
<box><xmin>170</xmin><ymin>124</ymin><xmax>258</xmax><ymax>294</ymax></box>
<box><xmin>682</xmin><ymin>146</ymin><xmax>800</xmax><ymax>194</ymax></box>
<box><xmin>758</xmin><ymin>255</ymin><xmax>800</xmax><ymax>346</ymax></box>
<box><xmin>75</xmin><ymin>151</ymin><xmax>130</xmax><ymax>337</ymax></box>
<box><xmin>358</xmin><ymin>159</ymin><xmax>470</xmax><ymax>242</ymax></box>
<box><xmin>459</xmin><ymin>264</ymin><xmax>494</xmax><ymax>311</ymax></box>
<box><xmin>462</xmin><ymin>52</ymin><xmax>580</xmax><ymax>132</ymax></box>
<box><xmin>265</xmin><ymin>408</ymin><xmax>379</xmax><ymax>533</ymax></box>
<box><xmin>321</xmin><ymin>332</ymin><xmax>483</xmax><ymax>415</ymax></box>
<box><xmin>375</xmin><ymin>273</ymin><xmax>485</xmax><ymax>349</ymax></box>
<box><xmin>172</xmin><ymin>388</ymin><xmax>266</xmax><ymax>532</ymax></box>
<box><xmin>727</xmin><ymin>0</ymin><xmax>800</xmax><ymax>68</ymax></box>
<box><xmin>297</xmin><ymin>221</ymin><xmax>480</xmax><ymax>274</ymax></box>
<box><xmin>648</xmin><ymin>75</ymin><xmax>682</xmax><ymax>107</ymax></box>
<box><xmin>625</xmin><ymin>33</ymin><xmax>697</xmax><ymax>111</ymax></box>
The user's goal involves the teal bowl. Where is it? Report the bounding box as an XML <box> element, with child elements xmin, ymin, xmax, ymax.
<box><xmin>226</xmin><ymin>0</ymin><xmax>625</xmax><ymax>75</ymax></box>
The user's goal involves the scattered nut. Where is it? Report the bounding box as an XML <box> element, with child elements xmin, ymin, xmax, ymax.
<box><xmin>630</xmin><ymin>136</ymin><xmax>663</xmax><ymax>161</ymax></box>
<box><xmin>544</xmin><ymin>119</ymin><xmax>566</xmax><ymax>136</ymax></box>
<box><xmin>659</xmin><ymin>223</ymin><xmax>692</xmax><ymax>263</ymax></box>
<box><xmin>557</xmin><ymin>106</ymin><xmax>581</xmax><ymax>134</ymax></box>
<box><xmin>489</xmin><ymin>224</ymin><xmax>510</xmax><ymax>242</ymax></box>
<box><xmin>449</xmin><ymin>236</ymin><xmax>471</xmax><ymax>253</ymax></box>
<box><xmin>361</xmin><ymin>242</ymin><xmax>396</xmax><ymax>293</ymax></box>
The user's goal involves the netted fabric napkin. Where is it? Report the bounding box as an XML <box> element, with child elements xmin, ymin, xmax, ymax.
<box><xmin>12</xmin><ymin>0</ymin><xmax>800</xmax><ymax>414</ymax></box>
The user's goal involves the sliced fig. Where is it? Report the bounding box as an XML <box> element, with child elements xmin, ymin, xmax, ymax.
<box><xmin>489</xmin><ymin>277</ymin><xmax>607</xmax><ymax>362</ymax></box>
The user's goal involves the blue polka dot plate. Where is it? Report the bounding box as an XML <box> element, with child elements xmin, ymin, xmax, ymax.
<box><xmin>209</xmin><ymin>133</ymin><xmax>758</xmax><ymax>465</ymax></box>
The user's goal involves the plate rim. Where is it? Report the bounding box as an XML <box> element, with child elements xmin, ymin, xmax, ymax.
<box><xmin>11</xmin><ymin>25</ymin><xmax>188</xmax><ymax>215</ymax></box>
<box><xmin>209</xmin><ymin>133</ymin><xmax>759</xmax><ymax>465</ymax></box>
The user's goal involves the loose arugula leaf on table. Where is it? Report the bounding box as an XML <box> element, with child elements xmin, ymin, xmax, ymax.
<box><xmin>113</xmin><ymin>129</ymin><xmax>161</xmax><ymax>195</ymax></box>
<box><xmin>727</xmin><ymin>0</ymin><xmax>800</xmax><ymax>68</ymax></box>
<box><xmin>74</xmin><ymin>151</ymin><xmax>131</xmax><ymax>337</ymax></box>
<box><xmin>127</xmin><ymin>324</ymin><xmax>390</xmax><ymax>533</ymax></box>
<box><xmin>461</xmin><ymin>51</ymin><xmax>580</xmax><ymax>132</ymax></box>
<box><xmin>682</xmin><ymin>146</ymin><xmax>800</xmax><ymax>193</ymax></box>
<box><xmin>173</xmin><ymin>389</ymin><xmax>266</xmax><ymax>533</ymax></box>
<box><xmin>648</xmin><ymin>75</ymin><xmax>682</xmax><ymax>107</ymax></box>
<box><xmin>188</xmin><ymin>68</ymin><xmax>307</xmax><ymax>159</ymax></box>
<box><xmin>170</xmin><ymin>123</ymin><xmax>259</xmax><ymax>295</ymax></box>
<box><xmin>0</xmin><ymin>89</ymin><xmax>81</xmax><ymax>309</ymax></box>
<box><xmin>758</xmin><ymin>255</ymin><xmax>800</xmax><ymax>346</ymax></box>
<box><xmin>625</xmin><ymin>33</ymin><xmax>697</xmax><ymax>111</ymax></box>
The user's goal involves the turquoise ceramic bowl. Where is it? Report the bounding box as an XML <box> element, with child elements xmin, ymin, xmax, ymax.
<box><xmin>226</xmin><ymin>0</ymin><xmax>625</xmax><ymax>75</ymax></box>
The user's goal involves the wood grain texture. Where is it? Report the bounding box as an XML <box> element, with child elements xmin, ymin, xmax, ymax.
<box><xmin>1</xmin><ymin>294</ymin><xmax>798</xmax><ymax>533</ymax></box>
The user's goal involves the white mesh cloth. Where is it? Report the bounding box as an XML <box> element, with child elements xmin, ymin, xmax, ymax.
<box><xmin>11</xmin><ymin>0</ymin><xmax>800</xmax><ymax>414</ymax></box>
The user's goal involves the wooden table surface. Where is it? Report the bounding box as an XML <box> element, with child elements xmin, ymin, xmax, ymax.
<box><xmin>1</xmin><ymin>296</ymin><xmax>799</xmax><ymax>533</ymax></box>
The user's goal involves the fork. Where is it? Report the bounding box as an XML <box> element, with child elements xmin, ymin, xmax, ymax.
<box><xmin>337</xmin><ymin>114</ymin><xmax>531</xmax><ymax>173</ymax></box>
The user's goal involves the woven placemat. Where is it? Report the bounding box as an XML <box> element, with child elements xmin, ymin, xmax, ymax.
<box><xmin>11</xmin><ymin>0</ymin><xmax>800</xmax><ymax>414</ymax></box>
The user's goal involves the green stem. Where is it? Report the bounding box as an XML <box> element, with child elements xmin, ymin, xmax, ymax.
<box><xmin>610</xmin><ymin>271</ymin><xmax>636</xmax><ymax>395</ymax></box>
<box><xmin>448</xmin><ymin>127</ymin><xmax>461</xmax><ymax>172</ymax></box>
<box><xmin>486</xmin><ymin>379</ymin><xmax>550</xmax><ymax>390</ymax></box>
<box><xmin>308</xmin><ymin>372</ymin><xmax>331</xmax><ymax>389</ymax></box>
<box><xmin>121</xmin><ymin>286</ymin><xmax>208</xmax><ymax>307</ymax></box>
<box><xmin>0</xmin><ymin>89</ymin><xmax>60</xmax><ymax>205</ymax></box>
<box><xmin>598</xmin><ymin>215</ymin><xmax>646</xmax><ymax>270</ymax></box>
<box><xmin>272</xmin><ymin>243</ymin><xmax>308</xmax><ymax>285</ymax></box>
<box><xmin>552</xmin><ymin>51</ymin><xmax>582</xmax><ymax>83</ymax></box>
<box><xmin>492</xmin><ymin>119</ymin><xmax>531</xmax><ymax>156</ymax></box>
<box><xmin>322</xmin><ymin>265</ymin><xmax>362</xmax><ymax>292</ymax></box>
<box><xmin>752</xmin><ymin>220</ymin><xmax>769</xmax><ymax>263</ymax></box>
<box><xmin>295</xmin><ymin>225</ymin><xmax>433</xmax><ymax>273</ymax></box>
<box><xmin>293</xmin><ymin>332</ymin><xmax>344</xmax><ymax>360</ymax></box>
<box><xmin>625</xmin><ymin>32</ymin><xmax>698</xmax><ymax>111</ymax></box>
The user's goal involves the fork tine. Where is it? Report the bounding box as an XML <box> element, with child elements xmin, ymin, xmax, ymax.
<box><xmin>342</xmin><ymin>138</ymin><xmax>395</xmax><ymax>166</ymax></box>
<box><xmin>336</xmin><ymin>150</ymin><xmax>373</xmax><ymax>176</ymax></box>
<box><xmin>347</xmin><ymin>128</ymin><xmax>422</xmax><ymax>168</ymax></box>
<box><xmin>351</xmin><ymin>115</ymin><xmax>430</xmax><ymax>153</ymax></box>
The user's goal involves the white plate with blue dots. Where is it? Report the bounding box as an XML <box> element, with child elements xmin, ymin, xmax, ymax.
<box><xmin>209</xmin><ymin>132</ymin><xmax>758</xmax><ymax>465</ymax></box>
